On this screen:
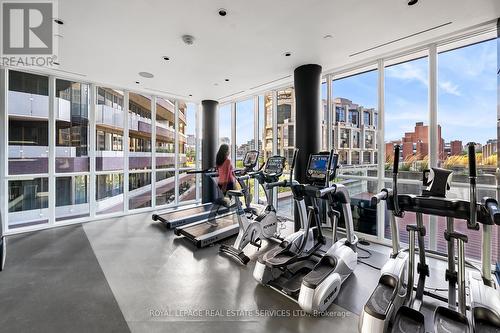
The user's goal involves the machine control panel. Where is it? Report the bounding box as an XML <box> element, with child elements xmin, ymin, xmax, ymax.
<box><xmin>242</xmin><ymin>150</ymin><xmax>259</xmax><ymax>169</ymax></box>
<box><xmin>264</xmin><ymin>156</ymin><xmax>286</xmax><ymax>176</ymax></box>
<box><xmin>306</xmin><ymin>153</ymin><xmax>338</xmax><ymax>184</ymax></box>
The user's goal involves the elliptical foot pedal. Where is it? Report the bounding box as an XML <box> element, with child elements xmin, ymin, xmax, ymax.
<box><xmin>219</xmin><ymin>244</ymin><xmax>250</xmax><ymax>265</ymax></box>
<box><xmin>391</xmin><ymin>306</ymin><xmax>425</xmax><ymax>333</ymax></box>
<box><xmin>434</xmin><ymin>306</ymin><xmax>470</xmax><ymax>333</ymax></box>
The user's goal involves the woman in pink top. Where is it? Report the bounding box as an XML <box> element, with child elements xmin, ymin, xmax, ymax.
<box><xmin>215</xmin><ymin>144</ymin><xmax>235</xmax><ymax>193</ymax></box>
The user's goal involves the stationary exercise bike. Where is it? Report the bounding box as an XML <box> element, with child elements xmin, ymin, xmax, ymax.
<box><xmin>253</xmin><ymin>150</ymin><xmax>358</xmax><ymax>313</ymax></box>
<box><xmin>220</xmin><ymin>155</ymin><xmax>286</xmax><ymax>265</ymax></box>
<box><xmin>232</xmin><ymin>150</ymin><xmax>262</xmax><ymax>217</ymax></box>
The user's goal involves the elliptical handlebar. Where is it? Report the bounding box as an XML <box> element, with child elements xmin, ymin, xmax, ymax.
<box><xmin>265</xmin><ymin>180</ymin><xmax>288</xmax><ymax>190</ymax></box>
<box><xmin>483</xmin><ymin>198</ymin><xmax>500</xmax><ymax>226</ymax></box>
<box><xmin>392</xmin><ymin>144</ymin><xmax>401</xmax><ymax>216</ymax></box>
<box><xmin>238</xmin><ymin>175</ymin><xmax>251</xmax><ymax>181</ymax></box>
<box><xmin>289</xmin><ymin>149</ymin><xmax>298</xmax><ymax>183</ymax></box>
<box><xmin>467</xmin><ymin>142</ymin><xmax>478</xmax><ymax>229</ymax></box>
<box><xmin>316</xmin><ymin>185</ymin><xmax>337</xmax><ymax>198</ymax></box>
<box><xmin>371</xmin><ymin>189</ymin><xmax>389</xmax><ymax>207</ymax></box>
<box><xmin>186</xmin><ymin>168</ymin><xmax>214</xmax><ymax>174</ymax></box>
<box><xmin>393</xmin><ymin>144</ymin><xmax>400</xmax><ymax>174</ymax></box>
<box><xmin>468</xmin><ymin>143</ymin><xmax>477</xmax><ymax>178</ymax></box>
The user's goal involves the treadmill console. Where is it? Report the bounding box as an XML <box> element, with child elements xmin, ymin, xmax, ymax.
<box><xmin>242</xmin><ymin>150</ymin><xmax>259</xmax><ymax>169</ymax></box>
<box><xmin>306</xmin><ymin>153</ymin><xmax>338</xmax><ymax>184</ymax></box>
<box><xmin>264</xmin><ymin>156</ymin><xmax>286</xmax><ymax>177</ymax></box>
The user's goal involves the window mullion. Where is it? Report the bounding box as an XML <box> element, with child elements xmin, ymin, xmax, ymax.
<box><xmin>428</xmin><ymin>43</ymin><xmax>439</xmax><ymax>251</ymax></box>
<box><xmin>151</xmin><ymin>96</ymin><xmax>157</xmax><ymax>209</ymax></box>
<box><xmin>48</xmin><ymin>76</ymin><xmax>56</xmax><ymax>226</ymax></box>
<box><xmin>377</xmin><ymin>59</ymin><xmax>386</xmax><ymax>241</ymax></box>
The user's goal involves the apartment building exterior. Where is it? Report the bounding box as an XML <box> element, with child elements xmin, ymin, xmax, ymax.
<box><xmin>7</xmin><ymin>70</ymin><xmax>189</xmax><ymax>226</ymax></box>
<box><xmin>261</xmin><ymin>93</ymin><xmax>378</xmax><ymax>167</ymax></box>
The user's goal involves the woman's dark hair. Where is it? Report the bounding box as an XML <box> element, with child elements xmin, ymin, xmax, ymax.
<box><xmin>216</xmin><ymin>144</ymin><xmax>230</xmax><ymax>166</ymax></box>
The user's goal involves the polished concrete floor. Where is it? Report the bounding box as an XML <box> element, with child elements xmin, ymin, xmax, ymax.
<box><xmin>0</xmin><ymin>210</ymin><xmax>456</xmax><ymax>333</ymax></box>
<box><xmin>83</xmin><ymin>213</ymin><xmax>369</xmax><ymax>333</ymax></box>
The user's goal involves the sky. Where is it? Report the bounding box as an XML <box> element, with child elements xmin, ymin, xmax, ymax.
<box><xmin>186</xmin><ymin>103</ymin><xmax>196</xmax><ymax>135</ymax></box>
<box><xmin>212</xmin><ymin>38</ymin><xmax>497</xmax><ymax>147</ymax></box>
<box><xmin>334</xmin><ymin>38</ymin><xmax>497</xmax><ymax>145</ymax></box>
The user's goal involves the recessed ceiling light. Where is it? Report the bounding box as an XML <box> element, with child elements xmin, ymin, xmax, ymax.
<box><xmin>135</xmin><ymin>81</ymin><xmax>140</xmax><ymax>84</ymax></box>
<box><xmin>408</xmin><ymin>0</ymin><xmax>418</xmax><ymax>5</ymax></box>
<box><xmin>54</xmin><ymin>18</ymin><xmax>64</xmax><ymax>25</ymax></box>
<box><xmin>162</xmin><ymin>56</ymin><xmax>170</xmax><ymax>61</ymax></box>
<box><xmin>189</xmin><ymin>94</ymin><xmax>193</xmax><ymax>97</ymax></box>
<box><xmin>323</xmin><ymin>34</ymin><xmax>333</xmax><ymax>39</ymax></box>
<box><xmin>139</xmin><ymin>72</ymin><xmax>154</xmax><ymax>78</ymax></box>
<box><xmin>225</xmin><ymin>79</ymin><xmax>229</xmax><ymax>82</ymax></box>
<box><xmin>218</xmin><ymin>8</ymin><xmax>227</xmax><ymax>16</ymax></box>
<box><xmin>284</xmin><ymin>52</ymin><xmax>292</xmax><ymax>57</ymax></box>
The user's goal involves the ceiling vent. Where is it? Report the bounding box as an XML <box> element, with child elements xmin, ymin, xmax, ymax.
<box><xmin>349</xmin><ymin>21</ymin><xmax>452</xmax><ymax>57</ymax></box>
<box><xmin>182</xmin><ymin>35</ymin><xmax>195</xmax><ymax>45</ymax></box>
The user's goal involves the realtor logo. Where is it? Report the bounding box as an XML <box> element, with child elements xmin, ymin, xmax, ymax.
<box><xmin>2</xmin><ymin>2</ymin><xmax>53</xmax><ymax>54</ymax></box>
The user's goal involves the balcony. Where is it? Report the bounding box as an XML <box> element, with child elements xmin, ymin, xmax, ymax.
<box><xmin>96</xmin><ymin>151</ymin><xmax>124</xmax><ymax>171</ymax></box>
<box><xmin>8</xmin><ymin>91</ymin><xmax>72</xmax><ymax>122</ymax></box>
<box><xmin>96</xmin><ymin>104</ymin><xmax>124</xmax><ymax>129</ymax></box>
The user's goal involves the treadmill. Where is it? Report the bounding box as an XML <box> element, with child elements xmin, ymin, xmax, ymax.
<box><xmin>174</xmin><ymin>152</ymin><xmax>282</xmax><ymax>249</ymax></box>
<box><xmin>152</xmin><ymin>150</ymin><xmax>259</xmax><ymax>229</ymax></box>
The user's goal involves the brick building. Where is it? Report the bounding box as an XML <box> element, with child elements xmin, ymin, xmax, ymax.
<box><xmin>386</xmin><ymin>122</ymin><xmax>444</xmax><ymax>161</ymax></box>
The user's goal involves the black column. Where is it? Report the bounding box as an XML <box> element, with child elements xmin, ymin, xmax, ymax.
<box><xmin>294</xmin><ymin>64</ymin><xmax>322</xmax><ymax>229</ymax></box>
<box><xmin>201</xmin><ymin>100</ymin><xmax>219</xmax><ymax>203</ymax></box>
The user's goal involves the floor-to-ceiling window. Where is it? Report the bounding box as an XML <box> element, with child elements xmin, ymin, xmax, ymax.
<box><xmin>178</xmin><ymin>102</ymin><xmax>197</xmax><ymax>203</ymax></box>
<box><xmin>333</xmin><ymin>68</ymin><xmax>379</xmax><ymax>236</ymax></box>
<box><xmin>3</xmin><ymin>69</ymin><xmax>200</xmax><ymax>232</ymax></box>
<box><xmin>235</xmin><ymin>98</ymin><xmax>257</xmax><ymax>205</ymax></box>
<box><xmin>276</xmin><ymin>88</ymin><xmax>295</xmax><ymax>218</ymax></box>
<box><xmin>155</xmin><ymin>97</ymin><xmax>176</xmax><ymax>207</ymax></box>
<box><xmin>235</xmin><ymin>99</ymin><xmax>255</xmax><ymax>165</ymax></box>
<box><xmin>258</xmin><ymin>93</ymin><xmax>273</xmax><ymax>205</ymax></box>
<box><xmin>321</xmin><ymin>79</ymin><xmax>329</xmax><ymax>151</ymax></box>
<box><xmin>219</xmin><ymin>104</ymin><xmax>232</xmax><ymax>151</ymax></box>
<box><xmin>437</xmin><ymin>38</ymin><xmax>499</xmax><ymax>262</ymax></box>
<box><xmin>384</xmin><ymin>55</ymin><xmax>431</xmax><ymax>245</ymax></box>
<box><xmin>95</xmin><ymin>87</ymin><xmax>124</xmax><ymax>215</ymax></box>
<box><xmin>128</xmin><ymin>93</ymin><xmax>152</xmax><ymax>210</ymax></box>
<box><xmin>7</xmin><ymin>71</ymin><xmax>49</xmax><ymax>228</ymax></box>
<box><xmin>55</xmin><ymin>79</ymin><xmax>90</xmax><ymax>221</ymax></box>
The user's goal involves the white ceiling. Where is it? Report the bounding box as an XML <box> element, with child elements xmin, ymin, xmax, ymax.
<box><xmin>52</xmin><ymin>0</ymin><xmax>499</xmax><ymax>102</ymax></box>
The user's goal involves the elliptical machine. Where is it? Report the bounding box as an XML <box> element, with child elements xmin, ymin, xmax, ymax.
<box><xmin>359</xmin><ymin>145</ymin><xmax>410</xmax><ymax>333</ymax></box>
<box><xmin>253</xmin><ymin>150</ymin><xmax>358</xmax><ymax>313</ymax></box>
<box><xmin>360</xmin><ymin>143</ymin><xmax>500</xmax><ymax>332</ymax></box>
<box><xmin>220</xmin><ymin>155</ymin><xmax>286</xmax><ymax>265</ymax></box>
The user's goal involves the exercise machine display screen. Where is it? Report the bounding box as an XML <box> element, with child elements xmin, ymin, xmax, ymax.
<box><xmin>264</xmin><ymin>156</ymin><xmax>286</xmax><ymax>175</ymax></box>
<box><xmin>309</xmin><ymin>155</ymin><xmax>329</xmax><ymax>172</ymax></box>
<box><xmin>243</xmin><ymin>150</ymin><xmax>259</xmax><ymax>168</ymax></box>
<box><xmin>307</xmin><ymin>153</ymin><xmax>338</xmax><ymax>182</ymax></box>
